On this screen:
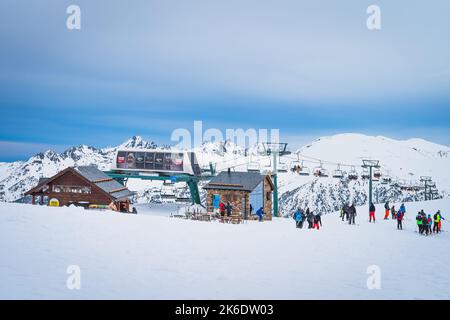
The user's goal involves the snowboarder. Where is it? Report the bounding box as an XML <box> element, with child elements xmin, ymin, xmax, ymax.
<box><xmin>369</xmin><ymin>203</ymin><xmax>376</xmax><ymax>223</ymax></box>
<box><xmin>256</xmin><ymin>207</ymin><xmax>265</xmax><ymax>222</ymax></box>
<box><xmin>348</xmin><ymin>204</ymin><xmax>357</xmax><ymax>225</ymax></box>
<box><xmin>225</xmin><ymin>202</ymin><xmax>232</xmax><ymax>217</ymax></box>
<box><xmin>396</xmin><ymin>210</ymin><xmax>404</xmax><ymax>230</ymax></box>
<box><xmin>433</xmin><ymin>210</ymin><xmax>442</xmax><ymax>233</ymax></box>
<box><xmin>391</xmin><ymin>205</ymin><xmax>396</xmax><ymax>219</ymax></box>
<box><xmin>384</xmin><ymin>201</ymin><xmax>390</xmax><ymax>220</ymax></box>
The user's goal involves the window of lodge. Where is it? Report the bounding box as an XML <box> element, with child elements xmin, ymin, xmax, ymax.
<box><xmin>52</xmin><ymin>185</ymin><xmax>91</xmax><ymax>194</ymax></box>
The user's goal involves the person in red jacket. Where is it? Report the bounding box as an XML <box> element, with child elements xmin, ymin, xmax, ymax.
<box><xmin>219</xmin><ymin>202</ymin><xmax>226</xmax><ymax>217</ymax></box>
<box><xmin>369</xmin><ymin>203</ymin><xmax>376</xmax><ymax>223</ymax></box>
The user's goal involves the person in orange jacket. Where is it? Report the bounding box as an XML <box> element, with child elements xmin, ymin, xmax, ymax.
<box><xmin>384</xmin><ymin>201</ymin><xmax>390</xmax><ymax>220</ymax></box>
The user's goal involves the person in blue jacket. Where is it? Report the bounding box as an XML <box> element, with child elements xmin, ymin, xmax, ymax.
<box><xmin>400</xmin><ymin>203</ymin><xmax>406</xmax><ymax>215</ymax></box>
<box><xmin>256</xmin><ymin>207</ymin><xmax>265</xmax><ymax>222</ymax></box>
<box><xmin>294</xmin><ymin>209</ymin><xmax>304</xmax><ymax>229</ymax></box>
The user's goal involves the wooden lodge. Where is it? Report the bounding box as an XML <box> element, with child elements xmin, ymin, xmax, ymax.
<box><xmin>25</xmin><ymin>166</ymin><xmax>134</xmax><ymax>212</ymax></box>
<box><xmin>203</xmin><ymin>170</ymin><xmax>274</xmax><ymax>221</ymax></box>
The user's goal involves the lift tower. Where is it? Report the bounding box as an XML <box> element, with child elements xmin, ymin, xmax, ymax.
<box><xmin>362</xmin><ymin>160</ymin><xmax>380</xmax><ymax>213</ymax></box>
<box><xmin>263</xmin><ymin>142</ymin><xmax>291</xmax><ymax>217</ymax></box>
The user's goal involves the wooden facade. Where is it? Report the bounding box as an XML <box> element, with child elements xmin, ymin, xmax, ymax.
<box><xmin>25</xmin><ymin>166</ymin><xmax>133</xmax><ymax>211</ymax></box>
<box><xmin>204</xmin><ymin>171</ymin><xmax>274</xmax><ymax>221</ymax></box>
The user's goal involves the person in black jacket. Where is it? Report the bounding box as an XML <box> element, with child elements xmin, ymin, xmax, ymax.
<box><xmin>306</xmin><ymin>208</ymin><xmax>314</xmax><ymax>229</ymax></box>
<box><xmin>348</xmin><ymin>204</ymin><xmax>357</xmax><ymax>225</ymax></box>
<box><xmin>369</xmin><ymin>203</ymin><xmax>376</xmax><ymax>223</ymax></box>
<box><xmin>226</xmin><ymin>202</ymin><xmax>232</xmax><ymax>217</ymax></box>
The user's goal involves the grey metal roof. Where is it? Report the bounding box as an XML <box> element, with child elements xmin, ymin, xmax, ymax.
<box><xmin>75</xmin><ymin>166</ymin><xmax>109</xmax><ymax>182</ymax></box>
<box><xmin>203</xmin><ymin>171</ymin><xmax>267</xmax><ymax>192</ymax></box>
<box><xmin>110</xmin><ymin>189</ymin><xmax>135</xmax><ymax>200</ymax></box>
<box><xmin>75</xmin><ymin>166</ymin><xmax>133</xmax><ymax>200</ymax></box>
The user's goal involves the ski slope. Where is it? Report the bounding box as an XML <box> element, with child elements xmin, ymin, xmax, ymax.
<box><xmin>0</xmin><ymin>199</ymin><xmax>449</xmax><ymax>299</ymax></box>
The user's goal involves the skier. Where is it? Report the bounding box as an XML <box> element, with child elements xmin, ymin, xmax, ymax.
<box><xmin>391</xmin><ymin>205</ymin><xmax>396</xmax><ymax>220</ymax></box>
<box><xmin>421</xmin><ymin>213</ymin><xmax>429</xmax><ymax>235</ymax></box>
<box><xmin>294</xmin><ymin>209</ymin><xmax>304</xmax><ymax>229</ymax></box>
<box><xmin>348</xmin><ymin>204</ymin><xmax>357</xmax><ymax>225</ymax></box>
<box><xmin>384</xmin><ymin>201</ymin><xmax>390</xmax><ymax>220</ymax></box>
<box><xmin>396</xmin><ymin>209</ymin><xmax>404</xmax><ymax>230</ymax></box>
<box><xmin>369</xmin><ymin>202</ymin><xmax>376</xmax><ymax>223</ymax></box>
<box><xmin>433</xmin><ymin>210</ymin><xmax>442</xmax><ymax>233</ymax></box>
<box><xmin>255</xmin><ymin>207</ymin><xmax>265</xmax><ymax>222</ymax></box>
<box><xmin>427</xmin><ymin>214</ymin><xmax>433</xmax><ymax>235</ymax></box>
<box><xmin>400</xmin><ymin>203</ymin><xmax>406</xmax><ymax>216</ymax></box>
<box><xmin>225</xmin><ymin>202</ymin><xmax>232</xmax><ymax>217</ymax></box>
<box><xmin>313</xmin><ymin>213</ymin><xmax>322</xmax><ymax>230</ymax></box>
<box><xmin>416</xmin><ymin>212</ymin><xmax>423</xmax><ymax>233</ymax></box>
<box><xmin>306</xmin><ymin>208</ymin><xmax>314</xmax><ymax>229</ymax></box>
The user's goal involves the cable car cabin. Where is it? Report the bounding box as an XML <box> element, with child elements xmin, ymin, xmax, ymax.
<box><xmin>112</xmin><ymin>150</ymin><xmax>201</xmax><ymax>176</ymax></box>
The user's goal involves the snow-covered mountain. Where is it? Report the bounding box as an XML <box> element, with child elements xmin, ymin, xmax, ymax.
<box><xmin>0</xmin><ymin>136</ymin><xmax>158</xmax><ymax>202</ymax></box>
<box><xmin>0</xmin><ymin>134</ymin><xmax>449</xmax><ymax>214</ymax></box>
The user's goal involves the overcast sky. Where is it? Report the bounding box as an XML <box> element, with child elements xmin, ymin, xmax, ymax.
<box><xmin>0</xmin><ymin>0</ymin><xmax>449</xmax><ymax>161</ymax></box>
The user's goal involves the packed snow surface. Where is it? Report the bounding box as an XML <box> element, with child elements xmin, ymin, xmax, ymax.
<box><xmin>1</xmin><ymin>199</ymin><xmax>449</xmax><ymax>299</ymax></box>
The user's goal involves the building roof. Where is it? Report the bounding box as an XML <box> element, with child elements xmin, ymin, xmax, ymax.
<box><xmin>74</xmin><ymin>166</ymin><xmax>135</xmax><ymax>201</ymax></box>
<box><xmin>26</xmin><ymin>166</ymin><xmax>134</xmax><ymax>201</ymax></box>
<box><xmin>203</xmin><ymin>171</ymin><xmax>273</xmax><ymax>192</ymax></box>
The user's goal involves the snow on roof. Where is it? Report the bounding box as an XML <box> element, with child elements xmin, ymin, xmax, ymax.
<box><xmin>204</xmin><ymin>171</ymin><xmax>271</xmax><ymax>192</ymax></box>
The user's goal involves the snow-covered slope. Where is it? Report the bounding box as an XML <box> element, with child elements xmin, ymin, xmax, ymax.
<box><xmin>0</xmin><ymin>199</ymin><xmax>449</xmax><ymax>299</ymax></box>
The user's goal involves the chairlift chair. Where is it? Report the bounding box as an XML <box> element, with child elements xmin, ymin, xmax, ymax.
<box><xmin>348</xmin><ymin>166</ymin><xmax>358</xmax><ymax>180</ymax></box>
<box><xmin>160</xmin><ymin>184</ymin><xmax>176</xmax><ymax>199</ymax></box>
<box><xmin>332</xmin><ymin>164</ymin><xmax>344</xmax><ymax>178</ymax></box>
<box><xmin>278</xmin><ymin>161</ymin><xmax>288</xmax><ymax>173</ymax></box>
<box><xmin>298</xmin><ymin>162</ymin><xmax>311</xmax><ymax>176</ymax></box>
<box><xmin>314</xmin><ymin>162</ymin><xmax>329</xmax><ymax>177</ymax></box>
<box><xmin>361</xmin><ymin>167</ymin><xmax>370</xmax><ymax>180</ymax></box>
<box><xmin>247</xmin><ymin>161</ymin><xmax>261</xmax><ymax>172</ymax></box>
<box><xmin>290</xmin><ymin>154</ymin><xmax>302</xmax><ymax>172</ymax></box>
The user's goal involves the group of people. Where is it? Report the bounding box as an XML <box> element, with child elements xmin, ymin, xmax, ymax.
<box><xmin>341</xmin><ymin>200</ymin><xmax>445</xmax><ymax>234</ymax></box>
<box><xmin>340</xmin><ymin>204</ymin><xmax>357</xmax><ymax>225</ymax></box>
<box><xmin>293</xmin><ymin>208</ymin><xmax>322</xmax><ymax>230</ymax></box>
<box><xmin>218</xmin><ymin>202</ymin><xmax>266</xmax><ymax>222</ymax></box>
<box><xmin>416</xmin><ymin>210</ymin><xmax>445</xmax><ymax>235</ymax></box>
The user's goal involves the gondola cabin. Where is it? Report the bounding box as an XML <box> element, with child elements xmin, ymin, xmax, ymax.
<box><xmin>111</xmin><ymin>150</ymin><xmax>201</xmax><ymax>176</ymax></box>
